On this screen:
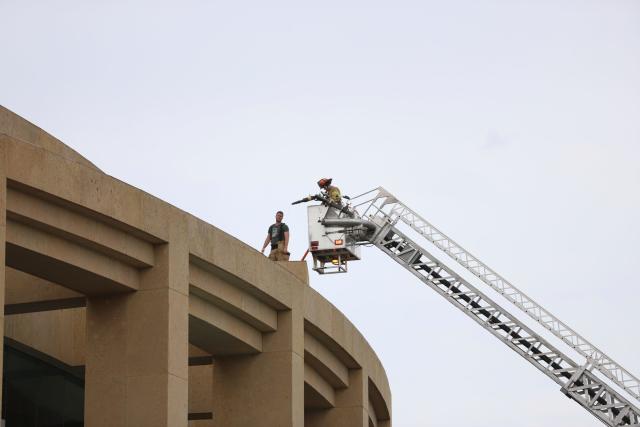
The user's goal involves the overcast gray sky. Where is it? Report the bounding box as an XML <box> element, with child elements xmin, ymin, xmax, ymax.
<box><xmin>2</xmin><ymin>1</ymin><xmax>640</xmax><ymax>426</ymax></box>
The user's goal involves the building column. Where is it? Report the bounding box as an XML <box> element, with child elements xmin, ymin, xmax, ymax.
<box><xmin>212</xmin><ymin>283</ymin><xmax>304</xmax><ymax>427</ymax></box>
<box><xmin>85</xmin><ymin>212</ymin><xmax>189</xmax><ymax>427</ymax></box>
<box><xmin>305</xmin><ymin>369</ymin><xmax>370</xmax><ymax>427</ymax></box>
<box><xmin>0</xmin><ymin>142</ymin><xmax>7</xmax><ymax>407</ymax></box>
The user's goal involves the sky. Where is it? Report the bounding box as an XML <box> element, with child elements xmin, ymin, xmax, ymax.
<box><xmin>2</xmin><ymin>1</ymin><xmax>640</xmax><ymax>425</ymax></box>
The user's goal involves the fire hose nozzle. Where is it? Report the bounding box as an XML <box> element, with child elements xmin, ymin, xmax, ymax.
<box><xmin>291</xmin><ymin>195</ymin><xmax>315</xmax><ymax>205</ymax></box>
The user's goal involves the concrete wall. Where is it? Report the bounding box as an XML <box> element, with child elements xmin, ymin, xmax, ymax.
<box><xmin>1</xmin><ymin>106</ymin><xmax>391</xmax><ymax>426</ymax></box>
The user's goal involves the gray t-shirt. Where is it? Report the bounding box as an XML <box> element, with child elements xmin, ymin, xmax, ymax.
<box><xmin>268</xmin><ymin>223</ymin><xmax>289</xmax><ymax>248</ymax></box>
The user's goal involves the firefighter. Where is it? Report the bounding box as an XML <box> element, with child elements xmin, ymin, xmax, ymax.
<box><xmin>261</xmin><ymin>210</ymin><xmax>290</xmax><ymax>261</ymax></box>
<box><xmin>317</xmin><ymin>178</ymin><xmax>342</xmax><ymax>205</ymax></box>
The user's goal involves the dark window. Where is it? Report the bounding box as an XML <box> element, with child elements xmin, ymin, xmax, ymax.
<box><xmin>2</xmin><ymin>341</ymin><xmax>84</xmax><ymax>427</ymax></box>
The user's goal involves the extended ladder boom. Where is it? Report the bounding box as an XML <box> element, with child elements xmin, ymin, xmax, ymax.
<box><xmin>367</xmin><ymin>213</ymin><xmax>640</xmax><ymax>426</ymax></box>
<box><xmin>355</xmin><ymin>187</ymin><xmax>640</xmax><ymax>404</ymax></box>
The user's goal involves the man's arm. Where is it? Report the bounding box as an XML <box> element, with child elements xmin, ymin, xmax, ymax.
<box><xmin>283</xmin><ymin>231</ymin><xmax>290</xmax><ymax>254</ymax></box>
<box><xmin>261</xmin><ymin>233</ymin><xmax>271</xmax><ymax>254</ymax></box>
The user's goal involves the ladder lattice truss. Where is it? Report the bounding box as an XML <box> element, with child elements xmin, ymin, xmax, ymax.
<box><xmin>352</xmin><ymin>187</ymin><xmax>640</xmax><ymax>427</ymax></box>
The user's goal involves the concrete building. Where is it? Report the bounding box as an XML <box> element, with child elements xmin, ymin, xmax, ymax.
<box><xmin>0</xmin><ymin>106</ymin><xmax>391</xmax><ymax>427</ymax></box>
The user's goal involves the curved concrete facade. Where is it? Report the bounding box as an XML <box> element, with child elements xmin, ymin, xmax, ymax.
<box><xmin>0</xmin><ymin>106</ymin><xmax>391</xmax><ymax>427</ymax></box>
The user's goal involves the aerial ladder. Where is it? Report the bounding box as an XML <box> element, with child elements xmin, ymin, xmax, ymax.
<box><xmin>293</xmin><ymin>186</ymin><xmax>640</xmax><ymax>426</ymax></box>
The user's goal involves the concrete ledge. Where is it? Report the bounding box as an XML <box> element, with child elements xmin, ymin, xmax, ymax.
<box><xmin>7</xmin><ymin>220</ymin><xmax>140</xmax><ymax>294</ymax></box>
<box><xmin>304</xmin><ymin>331</ymin><xmax>349</xmax><ymax>388</ymax></box>
<box><xmin>189</xmin><ymin>253</ymin><xmax>290</xmax><ymax>311</ymax></box>
<box><xmin>304</xmin><ymin>362</ymin><xmax>336</xmax><ymax>409</ymax></box>
<box><xmin>189</xmin><ymin>294</ymin><xmax>262</xmax><ymax>355</ymax></box>
<box><xmin>189</xmin><ymin>263</ymin><xmax>277</xmax><ymax>332</ymax></box>
<box><xmin>7</xmin><ymin>187</ymin><xmax>155</xmax><ymax>268</ymax></box>
<box><xmin>5</xmin><ymin>267</ymin><xmax>83</xmax><ymax>305</ymax></box>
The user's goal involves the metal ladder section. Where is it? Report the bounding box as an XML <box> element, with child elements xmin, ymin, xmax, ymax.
<box><xmin>368</xmin><ymin>217</ymin><xmax>640</xmax><ymax>426</ymax></box>
<box><xmin>354</xmin><ymin>187</ymin><xmax>640</xmax><ymax>404</ymax></box>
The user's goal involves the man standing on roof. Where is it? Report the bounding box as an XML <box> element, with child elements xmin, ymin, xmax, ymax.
<box><xmin>261</xmin><ymin>210</ymin><xmax>290</xmax><ymax>261</ymax></box>
<box><xmin>317</xmin><ymin>177</ymin><xmax>342</xmax><ymax>205</ymax></box>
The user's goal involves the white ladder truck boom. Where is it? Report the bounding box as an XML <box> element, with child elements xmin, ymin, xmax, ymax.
<box><xmin>293</xmin><ymin>187</ymin><xmax>640</xmax><ymax>426</ymax></box>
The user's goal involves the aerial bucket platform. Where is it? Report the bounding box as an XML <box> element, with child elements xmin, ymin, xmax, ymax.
<box><xmin>292</xmin><ymin>189</ymin><xmax>376</xmax><ymax>274</ymax></box>
<box><xmin>306</xmin><ymin>204</ymin><xmax>360</xmax><ymax>274</ymax></box>
<box><xmin>306</xmin><ymin>204</ymin><xmax>377</xmax><ymax>274</ymax></box>
<box><xmin>292</xmin><ymin>185</ymin><xmax>640</xmax><ymax>426</ymax></box>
